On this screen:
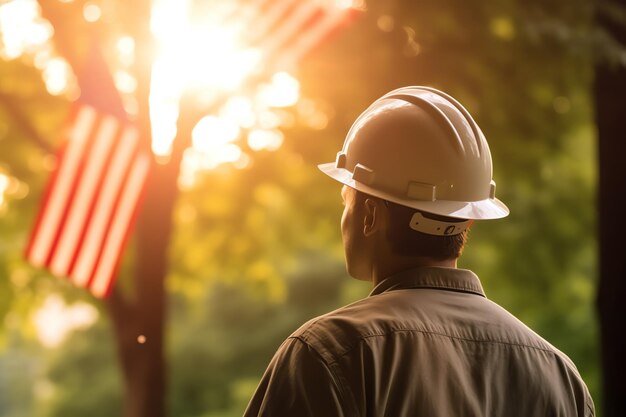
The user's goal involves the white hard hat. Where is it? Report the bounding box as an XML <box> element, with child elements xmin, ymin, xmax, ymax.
<box><xmin>319</xmin><ymin>86</ymin><xmax>509</xmax><ymax>227</ymax></box>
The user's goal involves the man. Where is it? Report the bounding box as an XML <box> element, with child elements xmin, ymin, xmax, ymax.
<box><xmin>243</xmin><ymin>86</ymin><xmax>594</xmax><ymax>416</ymax></box>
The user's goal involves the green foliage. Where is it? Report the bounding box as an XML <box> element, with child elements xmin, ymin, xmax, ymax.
<box><xmin>0</xmin><ymin>333</ymin><xmax>43</xmax><ymax>417</ymax></box>
<box><xmin>0</xmin><ymin>56</ymin><xmax>77</xmax><ymax>373</ymax></box>
<box><xmin>43</xmin><ymin>321</ymin><xmax>123</xmax><ymax>417</ymax></box>
<box><xmin>168</xmin><ymin>255</ymin><xmax>349</xmax><ymax>416</ymax></box>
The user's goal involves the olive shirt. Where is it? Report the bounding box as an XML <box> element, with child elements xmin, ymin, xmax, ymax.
<box><xmin>243</xmin><ymin>267</ymin><xmax>594</xmax><ymax>417</ymax></box>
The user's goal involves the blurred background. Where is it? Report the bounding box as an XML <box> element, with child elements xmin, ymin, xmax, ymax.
<box><xmin>0</xmin><ymin>0</ymin><xmax>616</xmax><ymax>416</ymax></box>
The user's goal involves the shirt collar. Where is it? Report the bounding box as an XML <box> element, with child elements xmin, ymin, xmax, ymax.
<box><xmin>369</xmin><ymin>266</ymin><xmax>486</xmax><ymax>298</ymax></box>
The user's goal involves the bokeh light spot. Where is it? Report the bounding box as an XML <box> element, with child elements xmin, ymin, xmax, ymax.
<box><xmin>553</xmin><ymin>96</ymin><xmax>571</xmax><ymax>114</ymax></box>
<box><xmin>377</xmin><ymin>15</ymin><xmax>394</xmax><ymax>32</ymax></box>
<box><xmin>490</xmin><ymin>16</ymin><xmax>515</xmax><ymax>41</ymax></box>
<box><xmin>83</xmin><ymin>3</ymin><xmax>102</xmax><ymax>22</ymax></box>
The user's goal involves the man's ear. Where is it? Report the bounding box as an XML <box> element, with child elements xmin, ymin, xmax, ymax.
<box><xmin>363</xmin><ymin>198</ymin><xmax>380</xmax><ymax>237</ymax></box>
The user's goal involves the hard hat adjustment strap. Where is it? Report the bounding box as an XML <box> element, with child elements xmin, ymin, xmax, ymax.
<box><xmin>409</xmin><ymin>212</ymin><xmax>472</xmax><ymax>236</ymax></box>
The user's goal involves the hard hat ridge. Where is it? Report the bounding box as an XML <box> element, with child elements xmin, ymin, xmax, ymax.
<box><xmin>381</xmin><ymin>92</ymin><xmax>468</xmax><ymax>156</ymax></box>
<box><xmin>384</xmin><ymin>86</ymin><xmax>486</xmax><ymax>155</ymax></box>
<box><xmin>319</xmin><ymin>86</ymin><xmax>509</xmax><ymax>226</ymax></box>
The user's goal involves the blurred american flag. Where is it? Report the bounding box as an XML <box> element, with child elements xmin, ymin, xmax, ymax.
<box><xmin>25</xmin><ymin>45</ymin><xmax>151</xmax><ymax>298</ymax></box>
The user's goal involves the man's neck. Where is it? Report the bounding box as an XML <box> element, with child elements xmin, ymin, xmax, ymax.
<box><xmin>371</xmin><ymin>257</ymin><xmax>457</xmax><ymax>287</ymax></box>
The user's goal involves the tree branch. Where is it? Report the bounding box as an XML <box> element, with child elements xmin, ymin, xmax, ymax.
<box><xmin>0</xmin><ymin>92</ymin><xmax>55</xmax><ymax>154</ymax></box>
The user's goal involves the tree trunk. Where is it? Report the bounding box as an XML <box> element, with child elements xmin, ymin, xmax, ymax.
<box><xmin>115</xmin><ymin>104</ymin><xmax>193</xmax><ymax>417</ymax></box>
<box><xmin>38</xmin><ymin>1</ymin><xmax>184</xmax><ymax>415</ymax></box>
<box><xmin>593</xmin><ymin>1</ymin><xmax>626</xmax><ymax>415</ymax></box>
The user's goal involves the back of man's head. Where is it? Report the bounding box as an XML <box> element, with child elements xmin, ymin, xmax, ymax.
<box><xmin>354</xmin><ymin>190</ymin><xmax>468</xmax><ymax>260</ymax></box>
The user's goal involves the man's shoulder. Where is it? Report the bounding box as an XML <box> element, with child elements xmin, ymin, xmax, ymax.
<box><xmin>291</xmin><ymin>297</ymin><xmax>373</xmax><ymax>339</ymax></box>
<box><xmin>287</xmin><ymin>288</ymin><xmax>580</xmax><ymax>371</ymax></box>
<box><xmin>287</xmin><ymin>295</ymin><xmax>404</xmax><ymax>363</ymax></box>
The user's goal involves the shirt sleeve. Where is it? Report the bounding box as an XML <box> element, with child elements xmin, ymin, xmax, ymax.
<box><xmin>585</xmin><ymin>389</ymin><xmax>595</xmax><ymax>417</ymax></box>
<box><xmin>243</xmin><ymin>337</ymin><xmax>348</xmax><ymax>417</ymax></box>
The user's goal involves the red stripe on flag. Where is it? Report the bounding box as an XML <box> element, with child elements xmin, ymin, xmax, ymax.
<box><xmin>24</xmin><ymin>142</ymin><xmax>68</xmax><ymax>261</ymax></box>
<box><xmin>26</xmin><ymin>104</ymin><xmax>151</xmax><ymax>298</ymax></box>
<box><xmin>229</xmin><ymin>0</ymin><xmax>271</xmax><ymax>32</ymax></box>
<box><xmin>24</xmin><ymin>106</ymin><xmax>83</xmax><ymax>262</ymax></box>
<box><xmin>45</xmin><ymin>113</ymin><xmax>106</xmax><ymax>273</ymax></box>
<box><xmin>247</xmin><ymin>0</ymin><xmax>297</xmax><ymax>46</ymax></box>
<box><xmin>90</xmin><ymin>153</ymin><xmax>151</xmax><ymax>298</ymax></box>
<box><xmin>262</xmin><ymin>2</ymin><xmax>321</xmax><ymax>58</ymax></box>
<box><xmin>274</xmin><ymin>6</ymin><xmax>359</xmax><ymax>69</ymax></box>
<box><xmin>26</xmin><ymin>107</ymin><xmax>98</xmax><ymax>267</ymax></box>
<box><xmin>241</xmin><ymin>0</ymin><xmax>361</xmax><ymax>73</ymax></box>
<box><xmin>70</xmin><ymin>126</ymin><xmax>140</xmax><ymax>288</ymax></box>
<box><xmin>49</xmin><ymin>115</ymin><xmax>120</xmax><ymax>277</ymax></box>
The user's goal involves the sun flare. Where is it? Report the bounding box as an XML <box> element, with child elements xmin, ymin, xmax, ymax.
<box><xmin>0</xmin><ymin>0</ymin><xmax>358</xmax><ymax>180</ymax></box>
<box><xmin>148</xmin><ymin>0</ymin><xmax>307</xmax><ymax>167</ymax></box>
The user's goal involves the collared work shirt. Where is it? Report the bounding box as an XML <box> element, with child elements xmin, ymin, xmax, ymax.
<box><xmin>244</xmin><ymin>267</ymin><xmax>594</xmax><ymax>417</ymax></box>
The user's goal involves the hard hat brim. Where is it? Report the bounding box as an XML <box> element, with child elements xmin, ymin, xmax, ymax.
<box><xmin>318</xmin><ymin>163</ymin><xmax>510</xmax><ymax>220</ymax></box>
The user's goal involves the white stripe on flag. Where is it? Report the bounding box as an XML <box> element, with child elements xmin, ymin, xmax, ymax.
<box><xmin>223</xmin><ymin>0</ymin><xmax>266</xmax><ymax>31</ymax></box>
<box><xmin>28</xmin><ymin>107</ymin><xmax>97</xmax><ymax>266</ymax></box>
<box><xmin>90</xmin><ymin>153</ymin><xmax>150</xmax><ymax>298</ymax></box>
<box><xmin>248</xmin><ymin>0</ymin><xmax>295</xmax><ymax>45</ymax></box>
<box><xmin>262</xmin><ymin>2</ymin><xmax>319</xmax><ymax>57</ymax></box>
<box><xmin>275</xmin><ymin>8</ymin><xmax>350</xmax><ymax>69</ymax></box>
<box><xmin>50</xmin><ymin>115</ymin><xmax>119</xmax><ymax>276</ymax></box>
<box><xmin>71</xmin><ymin>126</ymin><xmax>140</xmax><ymax>287</ymax></box>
